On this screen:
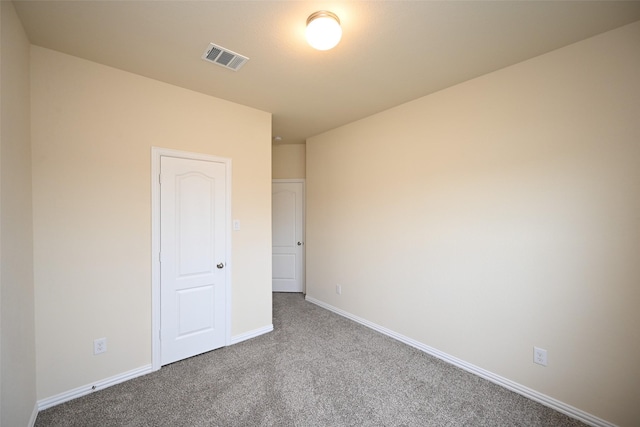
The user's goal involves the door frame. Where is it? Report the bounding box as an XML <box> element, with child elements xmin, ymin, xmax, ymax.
<box><xmin>272</xmin><ymin>178</ymin><xmax>305</xmax><ymax>293</ymax></box>
<box><xmin>151</xmin><ymin>147</ymin><xmax>232</xmax><ymax>371</ymax></box>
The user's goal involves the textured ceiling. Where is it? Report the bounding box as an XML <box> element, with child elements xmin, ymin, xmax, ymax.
<box><xmin>13</xmin><ymin>1</ymin><xmax>640</xmax><ymax>145</ymax></box>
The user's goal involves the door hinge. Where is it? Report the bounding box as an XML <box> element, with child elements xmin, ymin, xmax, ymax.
<box><xmin>159</xmin><ymin>174</ymin><xmax>162</xmax><ymax>185</ymax></box>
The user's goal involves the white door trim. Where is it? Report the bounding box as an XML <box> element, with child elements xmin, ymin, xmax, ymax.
<box><xmin>272</xmin><ymin>179</ymin><xmax>305</xmax><ymax>293</ymax></box>
<box><xmin>151</xmin><ymin>147</ymin><xmax>232</xmax><ymax>371</ymax></box>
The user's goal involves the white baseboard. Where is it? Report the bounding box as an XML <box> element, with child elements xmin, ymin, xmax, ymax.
<box><xmin>37</xmin><ymin>364</ymin><xmax>153</xmax><ymax>411</ymax></box>
<box><xmin>28</xmin><ymin>401</ymin><xmax>38</xmax><ymax>427</ymax></box>
<box><xmin>305</xmin><ymin>296</ymin><xmax>616</xmax><ymax>427</ymax></box>
<box><xmin>230</xmin><ymin>324</ymin><xmax>273</xmax><ymax>345</ymax></box>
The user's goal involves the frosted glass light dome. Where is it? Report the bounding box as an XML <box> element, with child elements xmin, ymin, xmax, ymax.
<box><xmin>306</xmin><ymin>11</ymin><xmax>342</xmax><ymax>51</ymax></box>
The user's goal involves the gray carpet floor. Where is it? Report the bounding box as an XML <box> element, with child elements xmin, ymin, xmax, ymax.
<box><xmin>35</xmin><ymin>293</ymin><xmax>586</xmax><ymax>426</ymax></box>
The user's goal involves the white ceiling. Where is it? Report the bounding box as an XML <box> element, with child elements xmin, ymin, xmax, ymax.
<box><xmin>13</xmin><ymin>1</ymin><xmax>640</xmax><ymax>145</ymax></box>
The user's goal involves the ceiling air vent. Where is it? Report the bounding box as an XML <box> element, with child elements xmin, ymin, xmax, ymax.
<box><xmin>201</xmin><ymin>43</ymin><xmax>249</xmax><ymax>71</ymax></box>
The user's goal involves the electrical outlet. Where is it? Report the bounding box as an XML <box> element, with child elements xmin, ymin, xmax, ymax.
<box><xmin>336</xmin><ymin>284</ymin><xmax>342</xmax><ymax>295</ymax></box>
<box><xmin>533</xmin><ymin>346</ymin><xmax>547</xmax><ymax>366</ymax></box>
<box><xmin>94</xmin><ymin>338</ymin><xmax>107</xmax><ymax>355</ymax></box>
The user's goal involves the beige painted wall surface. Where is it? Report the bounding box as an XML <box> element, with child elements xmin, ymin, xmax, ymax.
<box><xmin>0</xmin><ymin>1</ymin><xmax>37</xmax><ymax>425</ymax></box>
<box><xmin>307</xmin><ymin>21</ymin><xmax>640</xmax><ymax>427</ymax></box>
<box><xmin>31</xmin><ymin>46</ymin><xmax>272</xmax><ymax>400</ymax></box>
<box><xmin>272</xmin><ymin>144</ymin><xmax>306</xmax><ymax>179</ymax></box>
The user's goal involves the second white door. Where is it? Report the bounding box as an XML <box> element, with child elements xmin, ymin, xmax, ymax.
<box><xmin>272</xmin><ymin>181</ymin><xmax>304</xmax><ymax>292</ymax></box>
<box><xmin>161</xmin><ymin>155</ymin><xmax>227</xmax><ymax>365</ymax></box>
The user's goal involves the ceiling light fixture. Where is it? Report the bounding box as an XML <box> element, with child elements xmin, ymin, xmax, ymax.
<box><xmin>305</xmin><ymin>11</ymin><xmax>342</xmax><ymax>51</ymax></box>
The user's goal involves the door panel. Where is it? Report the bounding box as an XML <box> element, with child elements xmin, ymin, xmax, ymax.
<box><xmin>177</xmin><ymin>174</ymin><xmax>215</xmax><ymax>276</ymax></box>
<box><xmin>161</xmin><ymin>156</ymin><xmax>226</xmax><ymax>365</ymax></box>
<box><xmin>272</xmin><ymin>181</ymin><xmax>304</xmax><ymax>292</ymax></box>
<box><xmin>272</xmin><ymin>190</ymin><xmax>296</xmax><ymax>246</ymax></box>
<box><xmin>273</xmin><ymin>254</ymin><xmax>296</xmax><ymax>280</ymax></box>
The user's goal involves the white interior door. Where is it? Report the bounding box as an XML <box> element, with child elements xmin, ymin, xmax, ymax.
<box><xmin>161</xmin><ymin>155</ymin><xmax>227</xmax><ymax>365</ymax></box>
<box><xmin>272</xmin><ymin>180</ymin><xmax>304</xmax><ymax>292</ymax></box>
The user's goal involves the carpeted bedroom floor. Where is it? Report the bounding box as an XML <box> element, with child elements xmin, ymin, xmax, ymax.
<box><xmin>35</xmin><ymin>292</ymin><xmax>586</xmax><ymax>426</ymax></box>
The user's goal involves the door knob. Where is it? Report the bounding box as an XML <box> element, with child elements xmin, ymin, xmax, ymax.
<box><xmin>297</xmin><ymin>242</ymin><xmax>303</xmax><ymax>246</ymax></box>
<box><xmin>217</xmin><ymin>263</ymin><xmax>224</xmax><ymax>269</ymax></box>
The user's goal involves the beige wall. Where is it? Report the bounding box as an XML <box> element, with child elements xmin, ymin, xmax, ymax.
<box><xmin>31</xmin><ymin>47</ymin><xmax>272</xmax><ymax>400</ymax></box>
<box><xmin>306</xmin><ymin>21</ymin><xmax>640</xmax><ymax>427</ymax></box>
<box><xmin>0</xmin><ymin>1</ymin><xmax>37</xmax><ymax>425</ymax></box>
<box><xmin>272</xmin><ymin>144</ymin><xmax>306</xmax><ymax>179</ymax></box>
